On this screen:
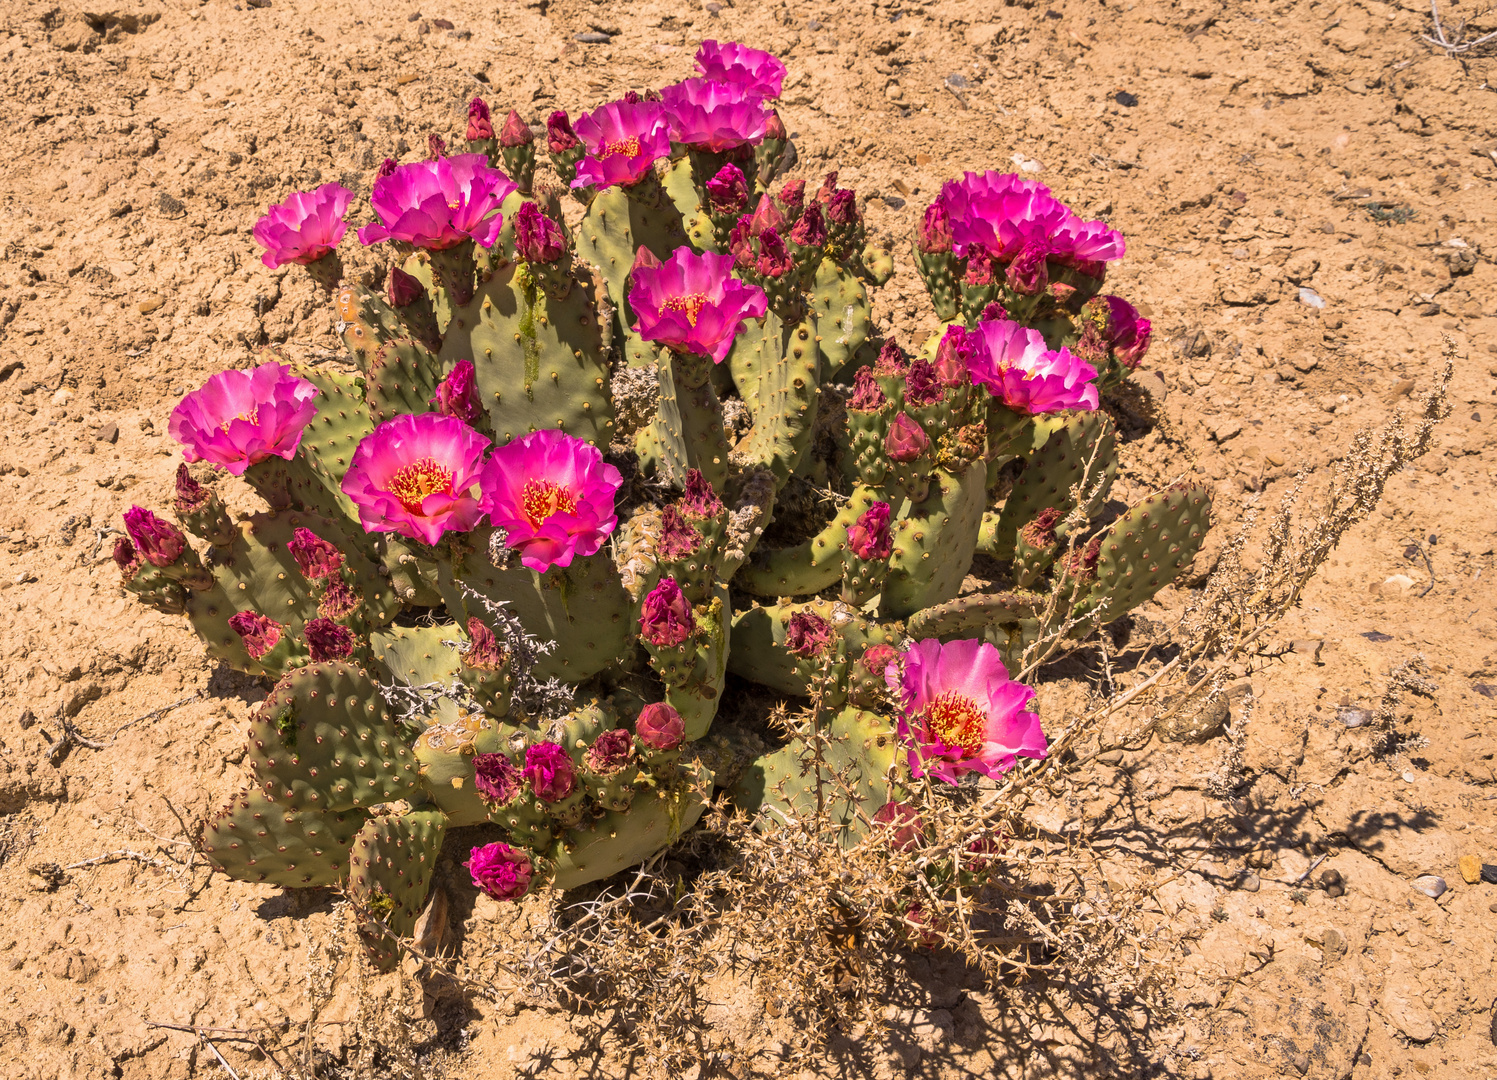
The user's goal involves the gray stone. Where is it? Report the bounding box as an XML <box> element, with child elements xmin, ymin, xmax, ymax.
<box><xmin>1413</xmin><ymin>875</ymin><xmax>1447</xmax><ymax>899</ymax></box>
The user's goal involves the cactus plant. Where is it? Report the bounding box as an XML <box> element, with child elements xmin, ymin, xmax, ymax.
<box><xmin>116</xmin><ymin>38</ymin><xmax>1210</xmax><ymax>963</ymax></box>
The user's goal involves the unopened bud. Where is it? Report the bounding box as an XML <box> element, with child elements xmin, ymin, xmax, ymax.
<box><xmin>499</xmin><ymin>109</ymin><xmax>533</xmax><ymax>147</ymax></box>
<box><xmin>640</xmin><ymin>577</ymin><xmax>694</xmax><ymax>647</ymax></box>
<box><xmin>387</xmin><ymin>265</ymin><xmax>425</xmax><ymax>308</ymax></box>
<box><xmin>705</xmin><ymin>164</ymin><xmax>749</xmax><ymax>215</ymax></box>
<box><xmin>512</xmin><ymin>202</ymin><xmax>566</xmax><ymax>264</ymax></box>
<box><xmin>918</xmin><ymin>202</ymin><xmax>953</xmax><ymax>254</ymax></box>
<box><xmin>430</xmin><ymin>358</ymin><xmax>482</xmax><ymax>425</ymax></box>
<box><xmin>1005</xmin><ymin>242</ymin><xmax>1049</xmax><ymax>296</ymax></box>
<box><xmin>636</xmin><ymin>702</ymin><xmax>685</xmax><ymax>750</ymax></box>
<box><xmin>934</xmin><ymin>324</ymin><xmax>974</xmax><ymax>388</ymax></box>
<box><xmin>884</xmin><ymin>412</ymin><xmax>930</xmax><ymax>463</ymax></box>
<box><xmin>467</xmin><ymin>97</ymin><xmax>494</xmax><ymax>141</ymax></box>
<box><xmin>546</xmin><ymin>110</ymin><xmax>580</xmax><ymax>153</ymax></box>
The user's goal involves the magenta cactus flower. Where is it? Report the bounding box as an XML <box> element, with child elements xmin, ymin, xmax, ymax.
<box><xmin>785</xmin><ymin>609</ymin><xmax>836</xmax><ymax>657</ymax></box>
<box><xmin>640</xmin><ymin>577</ymin><xmax>694</xmax><ymax>647</ymax></box>
<box><xmin>467</xmin><ymin>97</ymin><xmax>494</xmax><ymax>141</ymax></box>
<box><xmin>968</xmin><ymin>318</ymin><xmax>1100</xmax><ymax>414</ymax></box>
<box><xmin>1083</xmin><ymin>295</ymin><xmax>1152</xmax><ymax>370</ymax></box>
<box><xmin>846</xmin><ymin>502</ymin><xmax>893</xmax><ymax>561</ymax></box>
<box><xmin>252</xmin><ymin>183</ymin><xmax>352</xmax><ymax>269</ymax></box>
<box><xmin>887</xmin><ymin>638</ymin><xmax>1047</xmax><ymax>783</ymax></box>
<box><xmin>287</xmin><ymin>527</ymin><xmax>344</xmax><ymax>580</ymax></box>
<box><xmin>629</xmin><ymin>247</ymin><xmax>767</xmax><ymax>364</ymax></box>
<box><xmin>430</xmin><ymin>359</ymin><xmax>483</xmax><ymax>425</ymax></box>
<box><xmin>659</xmin><ymin>77</ymin><xmax>772</xmax><ymax>151</ymax></box>
<box><xmin>512</xmin><ymin>202</ymin><xmax>566</xmax><ymax>264</ymax></box>
<box><xmin>884</xmin><ymin>412</ymin><xmax>931</xmax><ymax>463</ymax></box>
<box><xmin>304</xmin><ymin>618</ymin><xmax>355</xmax><ymax>662</ymax></box>
<box><xmin>468</xmin><ymin>842</ymin><xmax>534</xmax><ymax>901</ymax></box>
<box><xmin>122</xmin><ymin>507</ymin><xmax>186</xmax><ymax>567</ymax></box>
<box><xmin>523</xmin><ymin>742</ymin><xmax>576</xmax><ymax>803</ymax></box>
<box><xmin>585</xmin><ymin>729</ymin><xmax>634</xmax><ymax>774</ymax></box>
<box><xmin>229</xmin><ymin>612</ymin><xmax>284</xmax><ymax>660</ymax></box>
<box><xmin>694</xmin><ymin>39</ymin><xmax>787</xmax><ymax>100</ymax></box>
<box><xmin>356</xmin><ymin>154</ymin><xmax>516</xmax><ymax>251</ymax></box>
<box><xmin>478</xmin><ymin>429</ymin><xmax>622</xmax><ymax>573</ymax></box>
<box><xmin>473</xmin><ymin>753</ymin><xmax>522</xmax><ymax>804</ymax></box>
<box><xmin>939</xmin><ymin>170</ymin><xmax>1126</xmax><ymax>269</ymax></box>
<box><xmin>636</xmin><ymin>702</ymin><xmax>686</xmax><ymax>750</ymax></box>
<box><xmin>341</xmin><ymin>413</ymin><xmax>490</xmax><ymax>545</ymax></box>
<box><xmin>571</xmin><ymin>100</ymin><xmax>671</xmax><ymax>190</ymax></box>
<box><xmin>168</xmin><ymin>362</ymin><xmax>318</xmax><ymax>477</ymax></box>
<box><xmin>1049</xmin><ymin>216</ymin><xmax>1127</xmax><ymax>268</ymax></box>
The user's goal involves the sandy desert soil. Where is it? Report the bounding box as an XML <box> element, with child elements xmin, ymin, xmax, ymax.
<box><xmin>1</xmin><ymin>0</ymin><xmax>1496</xmax><ymax>1076</ymax></box>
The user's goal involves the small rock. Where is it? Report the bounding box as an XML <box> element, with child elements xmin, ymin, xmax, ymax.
<box><xmin>1361</xmin><ymin>630</ymin><xmax>1393</xmax><ymax>642</ymax></box>
<box><xmin>1483</xmin><ymin>865</ymin><xmax>1497</xmax><ymax>885</ymax></box>
<box><xmin>1291</xmin><ymin>353</ymin><xmax>1320</xmax><ymax>373</ymax></box>
<box><xmin>1489</xmin><ymin>902</ymin><xmax>1497</xmax><ymax>913</ymax></box>
<box><xmin>1413</xmin><ymin>875</ymin><xmax>1447</xmax><ymax>899</ymax></box>
<box><xmin>97</xmin><ymin>422</ymin><xmax>118</xmax><ymax>445</ymax></box>
<box><xmin>574</xmin><ymin>31</ymin><xmax>611</xmax><ymax>43</ymax></box>
<box><xmin>1237</xmin><ymin>872</ymin><xmax>1261</xmax><ymax>893</ymax></box>
<box><xmin>1338</xmin><ymin>708</ymin><xmax>1371</xmax><ymax>728</ymax></box>
<box><xmin>1461</xmin><ymin>855</ymin><xmax>1482</xmax><ymax>885</ymax></box>
<box><xmin>1292</xmin><ymin>1052</ymin><xmax>1310</xmax><ymax>1075</ymax></box>
<box><xmin>1211</xmin><ymin>419</ymin><xmax>1242</xmax><ymax>443</ymax></box>
<box><xmin>945</xmin><ymin>73</ymin><xmax>969</xmax><ymax>88</ymax></box>
<box><xmin>1097</xmin><ymin>749</ymin><xmax>1124</xmax><ymax>767</ymax></box>
<box><xmin>1292</xmin><ymin>639</ymin><xmax>1323</xmax><ymax>660</ymax></box>
<box><xmin>1264</xmin><ymin>451</ymin><xmax>1286</xmax><ymax>466</ymax></box>
<box><xmin>138</xmin><ymin>296</ymin><xmax>164</xmax><ymax>314</ymax></box>
<box><xmin>1114</xmin><ymin>90</ymin><xmax>1138</xmax><ymax>106</ymax></box>
<box><xmin>1297</xmin><ymin>286</ymin><xmax>1325</xmax><ymax>309</ymax></box>
<box><xmin>1321</xmin><ymin>926</ymin><xmax>1346</xmax><ymax>962</ymax></box>
<box><xmin>1321</xmin><ymin>869</ymin><xmax>1345</xmax><ymax>898</ymax></box>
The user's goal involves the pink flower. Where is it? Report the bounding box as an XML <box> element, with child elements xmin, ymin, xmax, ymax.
<box><xmin>887</xmin><ymin>638</ymin><xmax>1047</xmax><ymax>783</ymax></box>
<box><xmin>968</xmin><ymin>318</ymin><xmax>1100</xmax><ymax>414</ymax></box>
<box><xmin>584</xmin><ymin>729</ymin><xmax>634</xmax><ymax>774</ymax></box>
<box><xmin>636</xmin><ymin>702</ymin><xmax>685</xmax><ymax>750</ymax></box>
<box><xmin>478</xmin><ymin>429</ymin><xmax>622</xmax><ymax>573</ymax></box>
<box><xmin>629</xmin><ymin>247</ymin><xmax>767</xmax><ymax>364</ymax></box>
<box><xmin>356</xmin><ymin>154</ymin><xmax>516</xmax><ymax>251</ymax></box>
<box><xmin>466</xmin><ymin>97</ymin><xmax>494</xmax><ymax>140</ymax></box>
<box><xmin>252</xmin><ymin>183</ymin><xmax>352</xmax><ymax>268</ymax></box>
<box><xmin>546</xmin><ymin>110</ymin><xmax>580</xmax><ymax>153</ymax></box>
<box><xmin>168</xmin><ymin>362</ymin><xmax>319</xmax><ymax>477</ymax></box>
<box><xmin>287</xmin><ymin>527</ymin><xmax>344</xmax><ymax>580</ymax></box>
<box><xmin>785</xmin><ymin>610</ymin><xmax>835</xmax><ymax>657</ymax></box>
<box><xmin>883</xmin><ymin>412</ymin><xmax>930</xmax><ymax>463</ymax></box>
<box><xmin>694</xmin><ymin>39</ymin><xmax>787</xmax><ymax>100</ymax></box>
<box><xmin>229</xmin><ymin>611</ymin><xmax>284</xmax><ymax>660</ymax></box>
<box><xmin>1049</xmin><ymin>217</ymin><xmax>1127</xmax><ymax>267</ymax></box>
<box><xmin>512</xmin><ymin>202</ymin><xmax>566</xmax><ymax>264</ymax></box>
<box><xmin>846</xmin><ymin>502</ymin><xmax>893</xmax><ymax>561</ymax></box>
<box><xmin>659</xmin><ymin>78</ymin><xmax>772</xmax><ymax>151</ymax></box>
<box><xmin>342</xmin><ymin>413</ymin><xmax>490</xmax><ymax>545</ymax></box>
<box><xmin>430</xmin><ymin>359</ymin><xmax>483</xmax><ymax>425</ymax></box>
<box><xmin>468</xmin><ymin>842</ymin><xmax>534</xmax><ymax>901</ymax></box>
<box><xmin>1083</xmin><ymin>295</ymin><xmax>1152</xmax><ymax>370</ymax></box>
<box><xmin>872</xmin><ymin>801</ymin><xmax>924</xmax><ymax>852</ymax></box>
<box><xmin>523</xmin><ymin>742</ymin><xmax>576</xmax><ymax>803</ymax></box>
<box><xmin>640</xmin><ymin>577</ymin><xmax>694</xmax><ymax>647</ymax></box>
<box><xmin>473</xmin><ymin>753</ymin><xmax>522</xmax><ymax>804</ymax></box>
<box><xmin>304</xmin><ymin>618</ymin><xmax>355</xmax><ymax>662</ymax></box>
<box><xmin>571</xmin><ymin>100</ymin><xmax>671</xmax><ymax>190</ymax></box>
<box><xmin>939</xmin><ymin>170</ymin><xmax>1126</xmax><ymax>268</ymax></box>
<box><xmin>122</xmin><ymin>507</ymin><xmax>186</xmax><ymax>567</ymax></box>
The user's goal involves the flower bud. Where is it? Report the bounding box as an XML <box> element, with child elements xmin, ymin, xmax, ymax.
<box><xmin>785</xmin><ymin>609</ymin><xmax>836</xmax><ymax>657</ymax></box>
<box><xmin>789</xmin><ymin>201</ymin><xmax>827</xmax><ymax>248</ymax></box>
<box><xmin>430</xmin><ymin>358</ymin><xmax>483</xmax><ymax>424</ymax></box>
<box><xmin>873</xmin><ymin>338</ymin><xmax>907</xmax><ymax>375</ymax></box>
<box><xmin>1005</xmin><ymin>242</ymin><xmax>1050</xmax><ymax>296</ymax></box>
<box><xmin>122</xmin><ymin>507</ymin><xmax>186</xmax><ymax>567</ymax></box>
<box><xmin>705</xmin><ymin>164</ymin><xmax>749</xmax><ymax>215</ymax></box>
<box><xmin>377</xmin><ymin>157</ymin><xmax>397</xmax><ymax>178</ymax></box>
<box><xmin>229</xmin><ymin>611</ymin><xmax>284</xmax><ymax>660</ymax></box>
<box><xmin>287</xmin><ymin>527</ymin><xmax>344</xmax><ymax>580</ymax></box>
<box><xmin>499</xmin><ymin>109</ymin><xmax>533</xmax><ymax>147</ymax></box>
<box><xmin>547</xmin><ymin>110</ymin><xmax>580</xmax><ymax>152</ymax></box>
<box><xmin>467</xmin><ymin>97</ymin><xmax>494</xmax><ymax>141</ymax></box>
<box><xmin>728</xmin><ymin>215</ymin><xmax>755</xmax><ymax>269</ymax></box>
<box><xmin>631</xmin><ymin>244</ymin><xmax>662</xmax><ymax>275</ymax></box>
<box><xmin>636</xmin><ymin>702</ymin><xmax>685</xmax><ymax>750</ymax></box>
<box><xmin>748</xmin><ymin>193</ymin><xmax>785</xmax><ymax>237</ymax></box>
<box><xmin>884</xmin><ymin>412</ymin><xmax>930</xmax><ymax>463</ymax></box>
<box><xmin>846</xmin><ymin>502</ymin><xmax>893</xmax><ymax>561</ymax></box>
<box><xmin>826</xmin><ymin>188</ymin><xmax>858</xmax><ymax>226</ymax></box>
<box><xmin>872</xmin><ymin>801</ymin><xmax>924</xmax><ymax>852</ymax></box>
<box><xmin>584</xmin><ymin>729</ymin><xmax>633</xmax><ymax>775</ymax></box>
<box><xmin>755</xmin><ymin>227</ymin><xmax>793</xmax><ymax>278</ymax></box>
<box><xmin>473</xmin><ymin>752</ymin><xmax>521</xmax><ymax>804</ymax></box>
<box><xmin>513</xmin><ymin>202</ymin><xmax>566</xmax><ymax>264</ymax></box>
<box><xmin>467</xmin><ymin>841</ymin><xmax>534</xmax><ymax>901</ymax></box>
<box><xmin>640</xmin><ymin>577</ymin><xmax>694</xmax><ymax>647</ymax></box>
<box><xmin>304</xmin><ymin>618</ymin><xmax>355</xmax><ymax>661</ymax></box>
<box><xmin>763</xmin><ymin>108</ymin><xmax>787</xmax><ymax>141</ymax></box>
<box><xmin>387</xmin><ymin>265</ymin><xmax>426</xmax><ymax>308</ymax></box>
<box><xmin>934</xmin><ymin>324</ymin><xmax>974</xmax><ymax>388</ymax></box>
<box><xmin>847</xmin><ymin>368</ymin><xmax>887</xmax><ymax>412</ymax></box>
<box><xmin>657</xmin><ymin>504</ymin><xmax>702</xmax><ymax>561</ymax></box>
<box><xmin>904</xmin><ymin>357</ymin><xmax>942</xmax><ymax>406</ymax></box>
<box><xmin>464</xmin><ymin>616</ymin><xmax>507</xmax><ymax>671</ymax></box>
<box><xmin>427</xmin><ymin>133</ymin><xmax>447</xmax><ymax>160</ymax></box>
<box><xmin>918</xmin><ymin>202</ymin><xmax>953</xmax><ymax>254</ymax></box>
<box><xmin>523</xmin><ymin>741</ymin><xmax>576</xmax><ymax>802</ymax></box>
<box><xmin>680</xmin><ymin>469</ymin><xmax>724</xmax><ymax>520</ymax></box>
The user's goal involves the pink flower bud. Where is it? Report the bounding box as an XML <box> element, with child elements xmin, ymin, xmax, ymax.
<box><xmin>814</xmin><ymin>171</ymin><xmax>839</xmax><ymax>205</ymax></box>
<box><xmin>934</xmin><ymin>325</ymin><xmax>975</xmax><ymax>388</ymax></box>
<box><xmin>500</xmin><ymin>109</ymin><xmax>533</xmax><ymax>147</ymax></box>
<box><xmin>681</xmin><ymin>469</ymin><xmax>725</xmax><ymax>520</ymax></box>
<box><xmin>513</xmin><ymin>202</ymin><xmax>566</xmax><ymax>264</ymax></box>
<box><xmin>173</xmin><ymin>463</ymin><xmax>211</xmax><ymax>514</ymax></box>
<box><xmin>777</xmin><ymin>178</ymin><xmax>805</xmax><ymax>215</ymax></box>
<box><xmin>427</xmin><ymin>133</ymin><xmax>447</xmax><ymax>160</ymax></box>
<box><xmin>657</xmin><ymin>505</ymin><xmax>702</xmax><ymax>561</ymax></box>
<box><xmin>631</xmin><ymin>244</ymin><xmax>662</xmax><ymax>275</ymax></box>
<box><xmin>826</xmin><ymin>188</ymin><xmax>858</xmax><ymax>226</ymax></box>
<box><xmin>229</xmin><ymin>611</ymin><xmax>284</xmax><ymax>660</ymax></box>
<box><xmin>763</xmin><ymin>108</ymin><xmax>787</xmax><ymax>140</ymax></box>
<box><xmin>387</xmin><ymin>265</ymin><xmax>426</xmax><ymax>308</ymax></box>
<box><xmin>473</xmin><ymin>752</ymin><xmax>521</xmax><ymax>804</ymax></box>
<box><xmin>522</xmin><ymin>741</ymin><xmax>576</xmax><ymax>803</ymax></box>
<box><xmin>847</xmin><ymin>368</ymin><xmax>887</xmax><ymax>412</ymax></box>
<box><xmin>304</xmin><ymin>618</ymin><xmax>355</xmax><ymax>662</ymax></box>
<box><xmin>705</xmin><ymin>164</ymin><xmax>749</xmax><ymax>215</ymax></box>
<box><xmin>584</xmin><ymin>729</ymin><xmax>633</xmax><ymax>775</ymax></box>
<box><xmin>287</xmin><ymin>527</ymin><xmax>344</xmax><ymax>580</ymax></box>
<box><xmin>1050</xmin><ymin>281</ymin><xmax>1077</xmax><ymax>305</ymax></box>
<box><xmin>872</xmin><ymin>801</ymin><xmax>924</xmax><ymax>852</ymax></box>
<box><xmin>636</xmin><ymin>702</ymin><xmax>685</xmax><ymax>750</ymax></box>
<box><xmin>884</xmin><ymin>412</ymin><xmax>930</xmax><ymax>463</ymax></box>
<box><xmin>122</xmin><ymin>507</ymin><xmax>186</xmax><ymax>567</ymax></box>
<box><xmin>749</xmin><ymin>193</ymin><xmax>785</xmax><ymax>237</ymax></box>
<box><xmin>430</xmin><ymin>358</ymin><xmax>483</xmax><ymax>424</ymax></box>
<box><xmin>464</xmin><ymin>616</ymin><xmax>507</xmax><ymax>671</ymax></box>
<box><xmin>640</xmin><ymin>577</ymin><xmax>694</xmax><ymax>647</ymax></box>
<box><xmin>377</xmin><ymin>158</ymin><xmax>397</xmax><ymax>178</ymax></box>
<box><xmin>467</xmin><ymin>841</ymin><xmax>533</xmax><ymax>901</ymax></box>
<box><xmin>918</xmin><ymin>202</ymin><xmax>953</xmax><ymax>254</ymax></box>
<box><xmin>979</xmin><ymin>300</ymin><xmax>1009</xmax><ymax>323</ymax></box>
<box><xmin>904</xmin><ymin>357</ymin><xmax>942</xmax><ymax>407</ymax></box>
<box><xmin>546</xmin><ymin>110</ymin><xmax>580</xmax><ymax>153</ymax></box>
<box><xmin>467</xmin><ymin>97</ymin><xmax>494</xmax><ymax>141</ymax></box>
<box><xmin>789</xmin><ymin>202</ymin><xmax>827</xmax><ymax>248</ymax></box>
<box><xmin>1005</xmin><ymin>242</ymin><xmax>1049</xmax><ymax>297</ymax></box>
<box><xmin>846</xmin><ymin>502</ymin><xmax>893</xmax><ymax>561</ymax></box>
<box><xmin>785</xmin><ymin>609</ymin><xmax>836</xmax><ymax>657</ymax></box>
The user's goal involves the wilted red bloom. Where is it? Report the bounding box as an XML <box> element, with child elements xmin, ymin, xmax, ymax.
<box><xmin>777</xmin><ymin>178</ymin><xmax>805</xmax><ymax>215</ymax></box>
<box><xmin>287</xmin><ymin>527</ymin><xmax>344</xmax><ymax>580</ymax></box>
<box><xmin>1066</xmin><ymin>536</ymin><xmax>1103</xmax><ymax>580</ymax></box>
<box><xmin>847</xmin><ymin>368</ymin><xmax>887</xmax><ymax>412</ymax></box>
<box><xmin>785</xmin><ymin>609</ymin><xmax>835</xmax><ymax>657</ymax></box>
<box><xmin>640</xmin><ymin>577</ymin><xmax>694</xmax><ymax>647</ymax></box>
<box><xmin>473</xmin><ymin>752</ymin><xmax>521</xmax><ymax>804</ymax></box>
<box><xmin>1005</xmin><ymin>242</ymin><xmax>1050</xmax><ymax>296</ymax></box>
<box><xmin>826</xmin><ymin>188</ymin><xmax>858</xmax><ymax>225</ymax></box>
<box><xmin>964</xmin><ymin>247</ymin><xmax>997</xmax><ymax>286</ymax></box>
<box><xmin>846</xmin><ymin>502</ymin><xmax>893</xmax><ymax>561</ymax></box>
<box><xmin>883</xmin><ymin>412</ymin><xmax>930</xmax><ymax>463</ymax></box>
<box><xmin>304</xmin><ymin>618</ymin><xmax>355</xmax><ymax>661</ymax></box>
<box><xmin>918</xmin><ymin>202</ymin><xmax>953</xmax><ymax>254</ymax></box>
<box><xmin>862</xmin><ymin>643</ymin><xmax>900</xmax><ymax>678</ymax></box>
<box><xmin>377</xmin><ymin>158</ymin><xmax>397</xmax><ymax>178</ymax></box>
<box><xmin>789</xmin><ymin>202</ymin><xmax>827</xmax><ymax>247</ymax></box>
<box><xmin>427</xmin><ymin>133</ymin><xmax>447</xmax><ymax>159</ymax></box>
<box><xmin>1020</xmin><ymin>507</ymin><xmax>1065</xmax><ymax>550</ymax></box>
<box><xmin>585</xmin><ymin>729</ymin><xmax>634</xmax><ymax>774</ymax></box>
<box><xmin>815</xmin><ymin>171</ymin><xmax>840</xmax><ymax>205</ymax></box>
<box><xmin>317</xmin><ymin>578</ymin><xmax>359</xmax><ymax>620</ymax></box>
<box><xmin>873</xmin><ymin>338</ymin><xmax>907</xmax><ymax>375</ymax></box>
<box><xmin>522</xmin><ymin>741</ymin><xmax>576</xmax><ymax>802</ymax></box>
<box><xmin>705</xmin><ymin>163</ymin><xmax>750</xmax><ymax>215</ymax></box>
<box><xmin>872</xmin><ymin>801</ymin><xmax>924</xmax><ymax>852</ymax></box>
<box><xmin>173</xmin><ymin>463</ymin><xmax>211</xmax><ymax>514</ymax></box>
<box><xmin>546</xmin><ymin>110</ymin><xmax>580</xmax><ymax>153</ymax></box>
<box><xmin>229</xmin><ymin>611</ymin><xmax>284</xmax><ymax>660</ymax></box>
<box><xmin>904</xmin><ymin>357</ymin><xmax>942</xmax><ymax>407</ymax></box>
<box><xmin>681</xmin><ymin>469</ymin><xmax>725</xmax><ymax>520</ymax></box>
<box><xmin>113</xmin><ymin>536</ymin><xmax>141</xmax><ymax>577</ymax></box>
<box><xmin>512</xmin><ymin>202</ymin><xmax>566</xmax><ymax>264</ymax></box>
<box><xmin>657</xmin><ymin>505</ymin><xmax>702</xmax><ymax>561</ymax></box>
<box><xmin>755</xmin><ymin>227</ymin><xmax>794</xmax><ymax>278</ymax></box>
<box><xmin>464</xmin><ymin>616</ymin><xmax>507</xmax><ymax>671</ymax></box>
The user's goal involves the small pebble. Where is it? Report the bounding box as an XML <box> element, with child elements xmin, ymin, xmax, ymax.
<box><xmin>1114</xmin><ymin>90</ymin><xmax>1138</xmax><ymax>107</ymax></box>
<box><xmin>1338</xmin><ymin>708</ymin><xmax>1371</xmax><ymax>728</ymax></box>
<box><xmin>1414</xmin><ymin>875</ymin><xmax>1447</xmax><ymax>899</ymax></box>
<box><xmin>1487</xmin><ymin>902</ymin><xmax>1497</xmax><ymax>913</ymax></box>
<box><xmin>1237</xmin><ymin>872</ymin><xmax>1261</xmax><ymax>893</ymax></box>
<box><xmin>574</xmin><ymin>31</ymin><xmax>611</xmax><ymax>43</ymax></box>
<box><xmin>945</xmin><ymin>73</ymin><xmax>970</xmax><ymax>88</ymax></box>
<box><xmin>1461</xmin><ymin>855</ymin><xmax>1482</xmax><ymax>885</ymax></box>
<box><xmin>1402</xmin><ymin>771</ymin><xmax>1416</xmax><ymax>783</ymax></box>
<box><xmin>1483</xmin><ymin>865</ymin><xmax>1497</xmax><ymax>885</ymax></box>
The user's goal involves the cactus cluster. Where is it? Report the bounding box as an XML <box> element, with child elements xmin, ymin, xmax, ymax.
<box><xmin>116</xmin><ymin>39</ymin><xmax>1210</xmax><ymax>964</ymax></box>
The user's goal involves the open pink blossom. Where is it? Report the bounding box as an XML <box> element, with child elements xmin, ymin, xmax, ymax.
<box><xmin>341</xmin><ymin>413</ymin><xmax>490</xmax><ymax>544</ymax></box>
<box><xmin>1048</xmin><ymin>216</ymin><xmax>1127</xmax><ymax>268</ymax></box>
<box><xmin>253</xmin><ymin>183</ymin><xmax>352</xmax><ymax>268</ymax></box>
<box><xmin>168</xmin><ymin>362</ymin><xmax>319</xmax><ymax>476</ymax></box>
<box><xmin>887</xmin><ymin>638</ymin><xmax>1047</xmax><ymax>783</ymax></box>
<box><xmin>571</xmin><ymin>100</ymin><xmax>671</xmax><ymax>190</ymax></box>
<box><xmin>468</xmin><ymin>842</ymin><xmax>534</xmax><ymax>901</ymax></box>
<box><xmin>694</xmin><ymin>40</ymin><xmax>787</xmax><ymax>100</ymax></box>
<box><xmin>356</xmin><ymin>154</ymin><xmax>515</xmax><ymax>251</ymax></box>
<box><xmin>478</xmin><ymin>429</ymin><xmax>622</xmax><ymax>572</ymax></box>
<box><xmin>629</xmin><ymin>247</ymin><xmax>767</xmax><ymax>364</ymax></box>
<box><xmin>968</xmin><ymin>318</ymin><xmax>1100</xmax><ymax>414</ymax></box>
<box><xmin>659</xmin><ymin>78</ymin><xmax>772</xmax><ymax>151</ymax></box>
<box><xmin>940</xmin><ymin>170</ymin><xmax>1126</xmax><ymax>269</ymax></box>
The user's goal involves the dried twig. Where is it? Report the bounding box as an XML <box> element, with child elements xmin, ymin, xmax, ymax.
<box><xmin>65</xmin><ymin>849</ymin><xmax>169</xmax><ymax>871</ymax></box>
<box><xmin>1422</xmin><ymin>0</ymin><xmax>1497</xmax><ymax>53</ymax></box>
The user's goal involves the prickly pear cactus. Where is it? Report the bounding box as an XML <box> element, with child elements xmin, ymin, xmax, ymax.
<box><xmin>117</xmin><ymin>38</ymin><xmax>1209</xmax><ymax>963</ymax></box>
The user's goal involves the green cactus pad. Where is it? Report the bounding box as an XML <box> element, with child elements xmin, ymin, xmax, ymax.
<box><xmin>376</xmin><ymin>534</ymin><xmax>445</xmax><ymax>607</ymax></box>
<box><xmin>809</xmin><ymin>257</ymin><xmax>872</xmax><ymax>379</ymax></box>
<box><xmin>727</xmin><ymin>309</ymin><xmax>821</xmax><ymax>489</ymax></box>
<box><xmin>727</xmin><ymin>597</ymin><xmax>895</xmax><ymax>699</ymax></box>
<box><xmin>199</xmin><ymin>787</ymin><xmax>368</xmax><ymax>887</ymax></box>
<box><xmin>881</xmin><ymin>460</ymin><xmax>988</xmax><ymax>619</ymax></box>
<box><xmin>413</xmin><ymin>713</ymin><xmax>515</xmax><ymax>826</ymax></box>
<box><xmin>290</xmin><ymin>363</ymin><xmax>375</xmax><ymax>527</ymax></box>
<box><xmin>986</xmin><ymin>410</ymin><xmax>1117</xmax><ymax>560</ymax></box>
<box><xmin>735</xmin><ymin>485</ymin><xmax>884</xmax><ymax>599</ymax></box>
<box><xmin>347</xmin><ymin>809</ymin><xmax>447</xmax><ymax>969</ymax></box>
<box><xmin>246</xmin><ymin>661</ymin><xmax>422</xmax><ymax>812</ymax></box>
<box><xmin>365</xmin><ymin>338</ymin><xmax>444</xmax><ymax>425</ymax></box>
<box><xmin>336</xmin><ymin>284</ymin><xmax>405</xmax><ymax>371</ymax></box>
<box><xmin>637</xmin><ymin>351</ymin><xmax>732</xmax><ymax>493</ymax></box>
<box><xmin>1083</xmin><ymin>481</ymin><xmax>1213</xmax><ymax>622</ymax></box>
